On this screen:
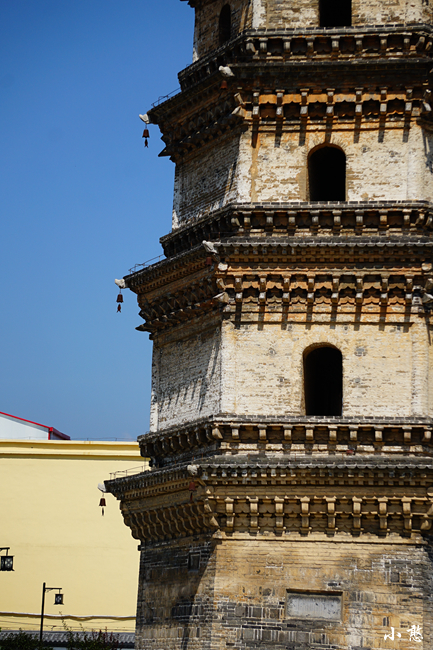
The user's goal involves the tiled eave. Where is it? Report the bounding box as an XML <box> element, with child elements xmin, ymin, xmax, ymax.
<box><xmin>105</xmin><ymin>454</ymin><xmax>433</xmax><ymax>500</ymax></box>
<box><xmin>160</xmin><ymin>200</ymin><xmax>433</xmax><ymax>258</ymax></box>
<box><xmin>177</xmin><ymin>24</ymin><xmax>433</xmax><ymax>93</ymax></box>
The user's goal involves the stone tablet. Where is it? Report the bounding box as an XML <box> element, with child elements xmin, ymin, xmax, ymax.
<box><xmin>286</xmin><ymin>592</ymin><xmax>342</xmax><ymax>621</ymax></box>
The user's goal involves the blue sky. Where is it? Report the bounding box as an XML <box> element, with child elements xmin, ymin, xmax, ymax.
<box><xmin>0</xmin><ymin>1</ymin><xmax>194</xmax><ymax>440</ymax></box>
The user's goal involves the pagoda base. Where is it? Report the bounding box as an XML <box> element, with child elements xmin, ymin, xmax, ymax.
<box><xmin>135</xmin><ymin>533</ymin><xmax>432</xmax><ymax>650</ymax></box>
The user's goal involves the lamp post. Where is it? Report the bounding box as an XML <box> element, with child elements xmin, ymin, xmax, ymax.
<box><xmin>40</xmin><ymin>582</ymin><xmax>63</xmax><ymax>642</ymax></box>
<box><xmin>0</xmin><ymin>548</ymin><xmax>14</xmax><ymax>571</ymax></box>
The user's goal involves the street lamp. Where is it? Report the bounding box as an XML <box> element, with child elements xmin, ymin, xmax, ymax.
<box><xmin>0</xmin><ymin>548</ymin><xmax>14</xmax><ymax>571</ymax></box>
<box><xmin>40</xmin><ymin>582</ymin><xmax>63</xmax><ymax>642</ymax></box>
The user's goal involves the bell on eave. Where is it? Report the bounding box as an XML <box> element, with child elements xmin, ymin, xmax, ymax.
<box><xmin>99</xmin><ymin>497</ymin><xmax>106</xmax><ymax>516</ymax></box>
<box><xmin>220</xmin><ymin>80</ymin><xmax>228</xmax><ymax>90</ymax></box>
<box><xmin>189</xmin><ymin>481</ymin><xmax>196</xmax><ymax>502</ymax></box>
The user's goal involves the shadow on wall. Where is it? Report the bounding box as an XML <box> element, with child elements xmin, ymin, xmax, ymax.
<box><xmin>158</xmin><ymin>334</ymin><xmax>221</xmax><ymax>426</ymax></box>
<box><xmin>136</xmin><ymin>536</ymin><xmax>217</xmax><ymax>650</ymax></box>
<box><xmin>177</xmin><ymin>136</ymin><xmax>240</xmax><ymax>225</ymax></box>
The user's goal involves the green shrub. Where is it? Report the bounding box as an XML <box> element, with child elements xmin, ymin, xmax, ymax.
<box><xmin>64</xmin><ymin>629</ymin><xmax>119</xmax><ymax>650</ymax></box>
<box><xmin>0</xmin><ymin>630</ymin><xmax>46</xmax><ymax>650</ymax></box>
<box><xmin>0</xmin><ymin>628</ymin><xmax>120</xmax><ymax>650</ymax></box>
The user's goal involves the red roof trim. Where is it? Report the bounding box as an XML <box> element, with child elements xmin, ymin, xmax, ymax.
<box><xmin>49</xmin><ymin>428</ymin><xmax>71</xmax><ymax>440</ymax></box>
<box><xmin>0</xmin><ymin>411</ymin><xmax>70</xmax><ymax>440</ymax></box>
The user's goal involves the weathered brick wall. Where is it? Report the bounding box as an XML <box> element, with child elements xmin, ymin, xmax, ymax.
<box><xmin>247</xmin><ymin>126</ymin><xmax>433</xmax><ymax>204</ymax></box>
<box><xmin>135</xmin><ymin>536</ymin><xmax>433</xmax><ymax>649</ymax></box>
<box><xmin>193</xmin><ymin>0</ymin><xmax>252</xmax><ymax>60</ymax></box>
<box><xmin>264</xmin><ymin>0</ymin><xmax>319</xmax><ymax>29</ymax></box>
<box><xmin>150</xmin><ymin>317</ymin><xmax>430</xmax><ymax>429</ymax></box>
<box><xmin>190</xmin><ymin>0</ymin><xmax>433</xmax><ymax>61</ymax></box>
<box><xmin>352</xmin><ymin>0</ymin><xmax>433</xmax><ymax>27</ymax></box>
<box><xmin>172</xmin><ymin>125</ymin><xmax>433</xmax><ymax>227</ymax></box>
<box><xmin>221</xmin><ymin>319</ymin><xmax>430</xmax><ymax>419</ymax></box>
<box><xmin>172</xmin><ymin>133</ymin><xmax>242</xmax><ymax>228</ymax></box>
<box><xmin>252</xmin><ymin>0</ymin><xmax>432</xmax><ymax>30</ymax></box>
<box><xmin>136</xmin><ymin>536</ymin><xmax>216</xmax><ymax>650</ymax></box>
<box><xmin>150</xmin><ymin>322</ymin><xmax>221</xmax><ymax>431</ymax></box>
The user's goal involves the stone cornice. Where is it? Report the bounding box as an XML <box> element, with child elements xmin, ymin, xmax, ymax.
<box><xmin>147</xmin><ymin>25</ymin><xmax>433</xmax><ymax>163</ymax></box>
<box><xmin>106</xmin><ymin>455</ymin><xmax>433</xmax><ymax>501</ymax></box>
<box><xmin>106</xmin><ymin>456</ymin><xmax>433</xmax><ymax>541</ymax></box>
<box><xmin>126</xmin><ymin>201</ymin><xmax>433</xmax><ymax>290</ymax></box>
<box><xmin>126</xmin><ymin>236</ymin><xmax>433</xmax><ymax>336</ymax></box>
<box><xmin>136</xmin><ymin>416</ymin><xmax>433</xmax><ymax>467</ymax></box>
<box><xmin>161</xmin><ymin>201</ymin><xmax>433</xmax><ymax>258</ymax></box>
<box><xmin>124</xmin><ymin>246</ymin><xmax>209</xmax><ymax>294</ymax></box>
<box><xmin>177</xmin><ymin>25</ymin><xmax>433</xmax><ymax>92</ymax></box>
<box><xmin>152</xmin><ymin>80</ymin><xmax>432</xmax><ymax>161</ymax></box>
<box><xmin>217</xmin><ymin>237</ymin><xmax>433</xmax><ymax>268</ymax></box>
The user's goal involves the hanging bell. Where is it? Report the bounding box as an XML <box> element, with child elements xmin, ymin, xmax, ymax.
<box><xmin>142</xmin><ymin>128</ymin><xmax>150</xmax><ymax>139</ymax></box>
<box><xmin>116</xmin><ymin>291</ymin><xmax>123</xmax><ymax>313</ymax></box>
<box><xmin>188</xmin><ymin>481</ymin><xmax>196</xmax><ymax>502</ymax></box>
<box><xmin>220</xmin><ymin>80</ymin><xmax>228</xmax><ymax>90</ymax></box>
<box><xmin>99</xmin><ymin>497</ymin><xmax>106</xmax><ymax>516</ymax></box>
<box><xmin>116</xmin><ymin>293</ymin><xmax>123</xmax><ymax>303</ymax></box>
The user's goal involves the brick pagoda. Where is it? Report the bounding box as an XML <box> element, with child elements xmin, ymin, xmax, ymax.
<box><xmin>107</xmin><ymin>1</ymin><xmax>433</xmax><ymax>648</ymax></box>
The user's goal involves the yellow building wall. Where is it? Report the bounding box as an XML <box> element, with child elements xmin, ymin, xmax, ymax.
<box><xmin>0</xmin><ymin>440</ymin><xmax>145</xmax><ymax>633</ymax></box>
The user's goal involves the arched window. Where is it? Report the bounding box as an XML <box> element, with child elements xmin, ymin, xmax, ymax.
<box><xmin>308</xmin><ymin>146</ymin><xmax>346</xmax><ymax>201</ymax></box>
<box><xmin>319</xmin><ymin>0</ymin><xmax>352</xmax><ymax>27</ymax></box>
<box><xmin>219</xmin><ymin>4</ymin><xmax>231</xmax><ymax>45</ymax></box>
<box><xmin>304</xmin><ymin>346</ymin><xmax>343</xmax><ymax>416</ymax></box>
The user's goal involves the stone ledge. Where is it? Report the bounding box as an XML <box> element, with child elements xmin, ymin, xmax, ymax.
<box><xmin>176</xmin><ymin>25</ymin><xmax>433</xmax><ymax>93</ymax></box>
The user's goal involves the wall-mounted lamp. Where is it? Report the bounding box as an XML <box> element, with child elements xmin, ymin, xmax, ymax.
<box><xmin>0</xmin><ymin>548</ymin><xmax>14</xmax><ymax>571</ymax></box>
<box><xmin>54</xmin><ymin>593</ymin><xmax>63</xmax><ymax>605</ymax></box>
<box><xmin>40</xmin><ymin>582</ymin><xmax>64</xmax><ymax>642</ymax></box>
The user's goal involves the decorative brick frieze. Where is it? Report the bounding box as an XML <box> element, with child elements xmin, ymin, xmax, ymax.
<box><xmin>136</xmin><ymin>416</ymin><xmax>433</xmax><ymax>466</ymax></box>
<box><xmin>151</xmin><ymin>82</ymin><xmax>433</xmax><ymax>163</ymax></box>
<box><xmin>176</xmin><ymin>26</ymin><xmax>433</xmax><ymax>92</ymax></box>
<box><xmin>106</xmin><ymin>457</ymin><xmax>433</xmax><ymax>541</ymax></box>
<box><xmin>126</xmin><ymin>238</ymin><xmax>433</xmax><ymax>334</ymax></box>
<box><xmin>160</xmin><ymin>201</ymin><xmax>433</xmax><ymax>258</ymax></box>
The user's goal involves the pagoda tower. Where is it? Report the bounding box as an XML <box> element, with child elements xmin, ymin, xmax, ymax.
<box><xmin>107</xmin><ymin>1</ymin><xmax>433</xmax><ymax>648</ymax></box>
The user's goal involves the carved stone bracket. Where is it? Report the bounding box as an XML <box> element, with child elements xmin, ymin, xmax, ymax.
<box><xmin>106</xmin><ymin>459</ymin><xmax>433</xmax><ymax>540</ymax></box>
<box><xmin>138</xmin><ymin>417</ymin><xmax>433</xmax><ymax>466</ymax></box>
<box><xmin>176</xmin><ymin>26</ymin><xmax>433</xmax><ymax>92</ymax></box>
<box><xmin>160</xmin><ymin>202</ymin><xmax>433</xmax><ymax>258</ymax></box>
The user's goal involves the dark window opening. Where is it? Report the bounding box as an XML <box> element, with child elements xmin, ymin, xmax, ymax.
<box><xmin>308</xmin><ymin>146</ymin><xmax>346</xmax><ymax>201</ymax></box>
<box><xmin>188</xmin><ymin>552</ymin><xmax>200</xmax><ymax>572</ymax></box>
<box><xmin>319</xmin><ymin>0</ymin><xmax>352</xmax><ymax>27</ymax></box>
<box><xmin>304</xmin><ymin>346</ymin><xmax>343</xmax><ymax>416</ymax></box>
<box><xmin>219</xmin><ymin>4</ymin><xmax>231</xmax><ymax>45</ymax></box>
